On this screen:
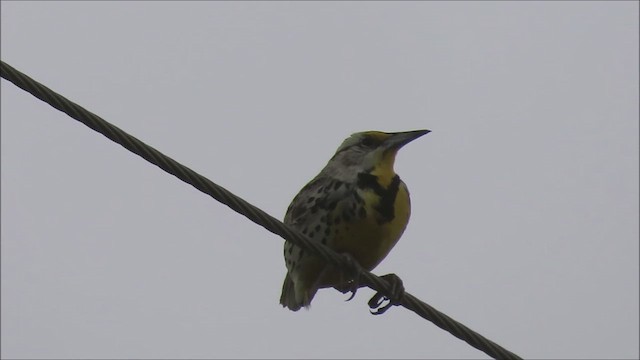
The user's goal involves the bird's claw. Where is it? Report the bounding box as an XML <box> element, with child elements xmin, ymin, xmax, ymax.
<box><xmin>344</xmin><ymin>282</ymin><xmax>358</xmax><ymax>302</ymax></box>
<box><xmin>368</xmin><ymin>273</ymin><xmax>405</xmax><ymax>315</ymax></box>
<box><xmin>335</xmin><ymin>253</ymin><xmax>362</xmax><ymax>302</ymax></box>
<box><xmin>368</xmin><ymin>292</ymin><xmax>393</xmax><ymax>314</ymax></box>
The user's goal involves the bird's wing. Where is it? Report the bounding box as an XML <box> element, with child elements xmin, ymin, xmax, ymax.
<box><xmin>282</xmin><ymin>174</ymin><xmax>356</xmax><ymax>300</ymax></box>
<box><xmin>284</xmin><ymin>175</ymin><xmax>356</xmax><ymax>233</ymax></box>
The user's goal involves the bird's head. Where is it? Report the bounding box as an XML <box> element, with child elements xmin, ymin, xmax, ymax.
<box><xmin>325</xmin><ymin>129</ymin><xmax>430</xmax><ymax>185</ymax></box>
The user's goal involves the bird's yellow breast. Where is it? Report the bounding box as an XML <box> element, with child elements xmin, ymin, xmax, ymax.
<box><xmin>332</xmin><ymin>181</ymin><xmax>411</xmax><ymax>271</ymax></box>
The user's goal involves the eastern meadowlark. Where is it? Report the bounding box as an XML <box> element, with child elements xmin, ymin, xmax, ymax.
<box><xmin>280</xmin><ymin>130</ymin><xmax>429</xmax><ymax>312</ymax></box>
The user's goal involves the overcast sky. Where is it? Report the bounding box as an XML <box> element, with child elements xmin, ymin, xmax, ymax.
<box><xmin>1</xmin><ymin>2</ymin><xmax>638</xmax><ymax>359</ymax></box>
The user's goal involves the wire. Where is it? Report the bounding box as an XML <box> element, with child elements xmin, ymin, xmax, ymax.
<box><xmin>1</xmin><ymin>60</ymin><xmax>523</xmax><ymax>360</ymax></box>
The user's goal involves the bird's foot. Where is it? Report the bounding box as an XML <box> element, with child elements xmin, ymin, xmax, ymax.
<box><xmin>368</xmin><ymin>273</ymin><xmax>405</xmax><ymax>315</ymax></box>
<box><xmin>333</xmin><ymin>253</ymin><xmax>364</xmax><ymax>302</ymax></box>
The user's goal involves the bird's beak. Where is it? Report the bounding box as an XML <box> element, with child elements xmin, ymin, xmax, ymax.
<box><xmin>384</xmin><ymin>129</ymin><xmax>430</xmax><ymax>151</ymax></box>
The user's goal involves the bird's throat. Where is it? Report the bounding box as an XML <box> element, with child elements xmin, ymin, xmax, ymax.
<box><xmin>369</xmin><ymin>150</ymin><xmax>398</xmax><ymax>187</ymax></box>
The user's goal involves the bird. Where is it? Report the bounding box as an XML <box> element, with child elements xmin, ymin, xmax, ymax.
<box><xmin>279</xmin><ymin>129</ymin><xmax>429</xmax><ymax>312</ymax></box>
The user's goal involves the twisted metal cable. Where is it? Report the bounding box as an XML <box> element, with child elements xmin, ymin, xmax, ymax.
<box><xmin>2</xmin><ymin>60</ymin><xmax>522</xmax><ymax>360</ymax></box>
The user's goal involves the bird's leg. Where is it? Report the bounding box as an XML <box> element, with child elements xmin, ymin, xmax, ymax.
<box><xmin>333</xmin><ymin>253</ymin><xmax>365</xmax><ymax>301</ymax></box>
<box><xmin>368</xmin><ymin>273</ymin><xmax>405</xmax><ymax>315</ymax></box>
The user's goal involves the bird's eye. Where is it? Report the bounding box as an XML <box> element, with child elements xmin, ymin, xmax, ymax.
<box><xmin>361</xmin><ymin>137</ymin><xmax>374</xmax><ymax>147</ymax></box>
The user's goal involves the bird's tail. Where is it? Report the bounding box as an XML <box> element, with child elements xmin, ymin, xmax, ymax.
<box><xmin>280</xmin><ymin>273</ymin><xmax>312</xmax><ymax>311</ymax></box>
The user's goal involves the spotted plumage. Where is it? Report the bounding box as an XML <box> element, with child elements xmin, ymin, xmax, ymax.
<box><xmin>280</xmin><ymin>130</ymin><xmax>429</xmax><ymax>311</ymax></box>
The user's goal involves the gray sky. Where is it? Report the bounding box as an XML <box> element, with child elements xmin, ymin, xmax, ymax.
<box><xmin>1</xmin><ymin>2</ymin><xmax>638</xmax><ymax>359</ymax></box>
